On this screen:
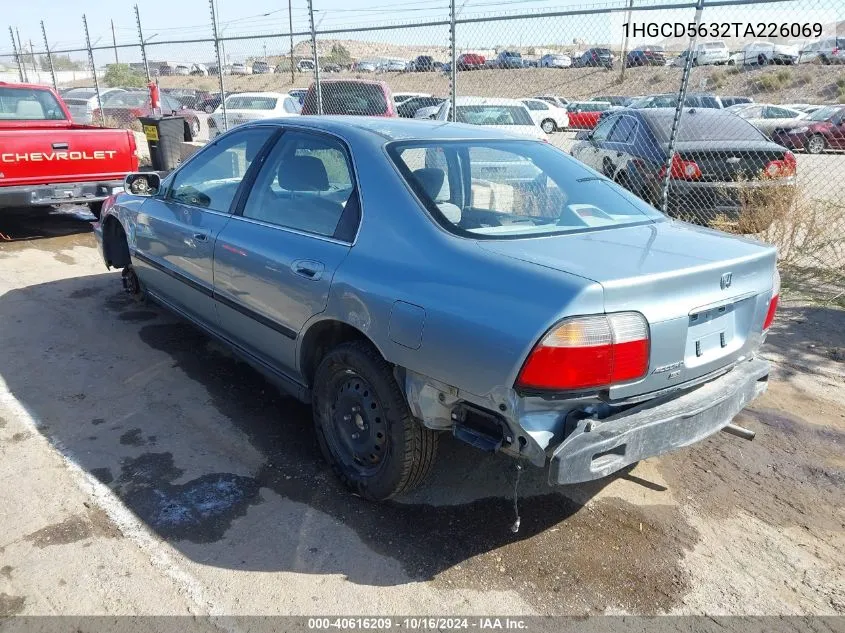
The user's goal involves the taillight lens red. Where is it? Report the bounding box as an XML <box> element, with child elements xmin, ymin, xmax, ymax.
<box><xmin>763</xmin><ymin>270</ymin><xmax>780</xmax><ymax>331</ymax></box>
<box><xmin>763</xmin><ymin>151</ymin><xmax>797</xmax><ymax>179</ymax></box>
<box><xmin>517</xmin><ymin>312</ymin><xmax>650</xmax><ymax>391</ymax></box>
<box><xmin>659</xmin><ymin>154</ymin><xmax>702</xmax><ymax>180</ymax></box>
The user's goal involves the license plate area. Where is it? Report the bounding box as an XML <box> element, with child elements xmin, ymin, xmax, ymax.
<box><xmin>686</xmin><ymin>302</ymin><xmax>737</xmax><ymax>367</ymax></box>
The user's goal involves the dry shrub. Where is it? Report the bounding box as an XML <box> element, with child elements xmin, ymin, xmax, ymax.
<box><xmin>724</xmin><ymin>184</ymin><xmax>845</xmax><ymax>301</ymax></box>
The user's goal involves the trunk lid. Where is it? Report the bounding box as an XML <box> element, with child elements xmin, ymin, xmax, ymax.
<box><xmin>673</xmin><ymin>141</ymin><xmax>789</xmax><ymax>183</ymax></box>
<box><xmin>478</xmin><ymin>221</ymin><xmax>777</xmax><ymax>399</ymax></box>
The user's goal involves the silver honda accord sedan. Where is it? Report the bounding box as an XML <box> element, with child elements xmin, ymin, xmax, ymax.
<box><xmin>95</xmin><ymin>117</ymin><xmax>778</xmax><ymax>501</ymax></box>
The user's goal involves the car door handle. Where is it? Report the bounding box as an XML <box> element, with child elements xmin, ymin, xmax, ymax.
<box><xmin>52</xmin><ymin>142</ymin><xmax>69</xmax><ymax>150</ymax></box>
<box><xmin>292</xmin><ymin>259</ymin><xmax>324</xmax><ymax>280</ymax></box>
<box><xmin>193</xmin><ymin>233</ymin><xmax>209</xmax><ymax>242</ymax></box>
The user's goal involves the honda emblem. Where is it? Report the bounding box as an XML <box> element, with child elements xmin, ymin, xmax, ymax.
<box><xmin>720</xmin><ymin>272</ymin><xmax>733</xmax><ymax>289</ymax></box>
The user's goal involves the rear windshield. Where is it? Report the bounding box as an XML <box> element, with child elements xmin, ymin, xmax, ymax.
<box><xmin>64</xmin><ymin>89</ymin><xmax>97</xmax><ymax>99</ymax></box>
<box><xmin>388</xmin><ymin>140</ymin><xmax>663</xmax><ymax>239</ymax></box>
<box><xmin>650</xmin><ymin>113</ymin><xmax>764</xmax><ymax>141</ymax></box>
<box><xmin>0</xmin><ymin>87</ymin><xmax>66</xmax><ymax>120</ymax></box>
<box><xmin>703</xmin><ymin>42</ymin><xmax>726</xmax><ymax>49</ymax></box>
<box><xmin>104</xmin><ymin>92</ymin><xmax>148</xmax><ymax>107</ymax></box>
<box><xmin>807</xmin><ymin>105</ymin><xmax>844</xmax><ymax>121</ymax></box>
<box><xmin>305</xmin><ymin>82</ymin><xmax>388</xmax><ymax>115</ymax></box>
<box><xmin>225</xmin><ymin>96</ymin><xmax>278</xmax><ymax>110</ymax></box>
<box><xmin>455</xmin><ymin>105</ymin><xmax>533</xmax><ymax>125</ymax></box>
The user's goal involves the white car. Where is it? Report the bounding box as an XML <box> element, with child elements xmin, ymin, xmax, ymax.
<box><xmin>534</xmin><ymin>95</ymin><xmax>569</xmax><ymax>108</ymax></box>
<box><xmin>726</xmin><ymin>103</ymin><xmax>806</xmax><ymax>137</ymax></box>
<box><xmin>521</xmin><ymin>98</ymin><xmax>569</xmax><ymax>133</ymax></box>
<box><xmin>674</xmin><ymin>41</ymin><xmax>729</xmax><ymax>66</ymax></box>
<box><xmin>414</xmin><ymin>104</ymin><xmax>441</xmax><ymax>120</ymax></box>
<box><xmin>210</xmin><ymin>92</ymin><xmax>300</xmax><ymax>136</ymax></box>
<box><xmin>729</xmin><ymin>42</ymin><xmax>799</xmax><ymax>66</ymax></box>
<box><xmin>230</xmin><ymin>63</ymin><xmax>251</xmax><ymax>75</ymax></box>
<box><xmin>394</xmin><ymin>92</ymin><xmax>431</xmax><ymax>105</ymax></box>
<box><xmin>61</xmin><ymin>87</ymin><xmax>126</xmax><ymax>124</ymax></box>
<box><xmin>539</xmin><ymin>54</ymin><xmax>572</xmax><ymax>68</ymax></box>
<box><xmin>435</xmin><ymin>97</ymin><xmax>546</xmax><ymax>140</ymax></box>
<box><xmin>798</xmin><ymin>36</ymin><xmax>845</xmax><ymax>64</ymax></box>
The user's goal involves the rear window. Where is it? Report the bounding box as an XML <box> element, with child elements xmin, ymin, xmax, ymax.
<box><xmin>64</xmin><ymin>89</ymin><xmax>97</xmax><ymax>99</ymax></box>
<box><xmin>455</xmin><ymin>105</ymin><xmax>533</xmax><ymax>126</ymax></box>
<box><xmin>304</xmin><ymin>82</ymin><xmax>388</xmax><ymax>115</ymax></box>
<box><xmin>650</xmin><ymin>113</ymin><xmax>764</xmax><ymax>142</ymax></box>
<box><xmin>388</xmin><ymin>140</ymin><xmax>662</xmax><ymax>239</ymax></box>
<box><xmin>703</xmin><ymin>42</ymin><xmax>727</xmax><ymax>49</ymax></box>
<box><xmin>0</xmin><ymin>87</ymin><xmax>66</xmax><ymax>121</ymax></box>
<box><xmin>104</xmin><ymin>92</ymin><xmax>148</xmax><ymax>107</ymax></box>
<box><xmin>225</xmin><ymin>96</ymin><xmax>278</xmax><ymax>110</ymax></box>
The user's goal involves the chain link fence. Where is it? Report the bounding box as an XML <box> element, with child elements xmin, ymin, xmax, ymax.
<box><xmin>2</xmin><ymin>0</ymin><xmax>843</xmax><ymax>300</ymax></box>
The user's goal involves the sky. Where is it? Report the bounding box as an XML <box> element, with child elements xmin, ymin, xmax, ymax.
<box><xmin>2</xmin><ymin>0</ymin><xmax>842</xmax><ymax>65</ymax></box>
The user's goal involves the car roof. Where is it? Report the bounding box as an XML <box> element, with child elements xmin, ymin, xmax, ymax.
<box><xmin>242</xmin><ymin>116</ymin><xmax>541</xmax><ymax>142</ymax></box>
<box><xmin>633</xmin><ymin>107</ymin><xmax>736</xmax><ymax>123</ymax></box>
<box><xmin>228</xmin><ymin>91</ymin><xmax>290</xmax><ymax>99</ymax></box>
<box><xmin>452</xmin><ymin>96</ymin><xmax>527</xmax><ymax>106</ymax></box>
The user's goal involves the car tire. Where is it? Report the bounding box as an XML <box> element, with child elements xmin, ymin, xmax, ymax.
<box><xmin>728</xmin><ymin>59</ymin><xmax>736</xmax><ymax>66</ymax></box>
<box><xmin>89</xmin><ymin>201</ymin><xmax>103</xmax><ymax>220</ymax></box>
<box><xmin>541</xmin><ymin>119</ymin><xmax>556</xmax><ymax>134</ymax></box>
<box><xmin>312</xmin><ymin>340</ymin><xmax>438</xmax><ymax>501</ymax></box>
<box><xmin>819</xmin><ymin>55</ymin><xmax>830</xmax><ymax>65</ymax></box>
<box><xmin>758</xmin><ymin>54</ymin><xmax>768</xmax><ymax>66</ymax></box>
<box><xmin>806</xmin><ymin>134</ymin><xmax>826</xmax><ymax>154</ymax></box>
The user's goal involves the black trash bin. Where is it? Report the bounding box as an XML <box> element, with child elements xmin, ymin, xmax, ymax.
<box><xmin>139</xmin><ymin>116</ymin><xmax>184</xmax><ymax>172</ymax></box>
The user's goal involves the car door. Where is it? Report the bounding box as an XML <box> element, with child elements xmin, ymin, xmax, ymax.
<box><xmin>213</xmin><ymin>128</ymin><xmax>360</xmax><ymax>378</ymax></box>
<box><xmin>572</xmin><ymin>114</ymin><xmax>618</xmax><ymax>171</ymax></box>
<box><xmin>828</xmin><ymin>111</ymin><xmax>845</xmax><ymax>149</ymax></box>
<box><xmin>603</xmin><ymin>115</ymin><xmax>640</xmax><ymax>178</ymax></box>
<box><xmin>132</xmin><ymin>126</ymin><xmax>277</xmax><ymax>328</ymax></box>
<box><xmin>762</xmin><ymin>106</ymin><xmax>798</xmax><ymax>136</ymax></box>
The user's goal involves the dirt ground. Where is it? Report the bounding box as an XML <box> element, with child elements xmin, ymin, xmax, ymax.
<box><xmin>0</xmin><ymin>209</ymin><xmax>843</xmax><ymax>620</ymax></box>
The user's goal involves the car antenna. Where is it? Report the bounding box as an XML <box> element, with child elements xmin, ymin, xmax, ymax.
<box><xmin>510</xmin><ymin>461</ymin><xmax>523</xmax><ymax>533</ymax></box>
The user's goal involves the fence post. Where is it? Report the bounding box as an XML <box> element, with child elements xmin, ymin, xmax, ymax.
<box><xmin>15</xmin><ymin>28</ymin><xmax>28</xmax><ymax>82</ymax></box>
<box><xmin>40</xmin><ymin>21</ymin><xmax>58</xmax><ymax>92</ymax></box>
<box><xmin>134</xmin><ymin>4</ymin><xmax>151</xmax><ymax>82</ymax></box>
<box><xmin>619</xmin><ymin>0</ymin><xmax>633</xmax><ymax>82</ymax></box>
<box><xmin>9</xmin><ymin>27</ymin><xmax>25</xmax><ymax>83</ymax></box>
<box><xmin>209</xmin><ymin>0</ymin><xmax>228</xmax><ymax>130</ymax></box>
<box><xmin>660</xmin><ymin>0</ymin><xmax>704</xmax><ymax>214</ymax></box>
<box><xmin>83</xmin><ymin>15</ymin><xmax>106</xmax><ymax>127</ymax></box>
<box><xmin>111</xmin><ymin>20</ymin><xmax>119</xmax><ymax>65</ymax></box>
<box><xmin>288</xmin><ymin>0</ymin><xmax>295</xmax><ymax>85</ymax></box>
<box><xmin>449</xmin><ymin>0</ymin><xmax>457</xmax><ymax>121</ymax></box>
<box><xmin>307</xmin><ymin>0</ymin><xmax>322</xmax><ymax>114</ymax></box>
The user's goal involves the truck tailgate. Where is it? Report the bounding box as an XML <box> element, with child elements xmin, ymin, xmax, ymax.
<box><xmin>0</xmin><ymin>128</ymin><xmax>137</xmax><ymax>187</ymax></box>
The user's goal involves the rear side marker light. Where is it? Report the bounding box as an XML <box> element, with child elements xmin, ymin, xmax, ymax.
<box><xmin>517</xmin><ymin>312</ymin><xmax>650</xmax><ymax>391</ymax></box>
<box><xmin>763</xmin><ymin>269</ymin><xmax>780</xmax><ymax>331</ymax></box>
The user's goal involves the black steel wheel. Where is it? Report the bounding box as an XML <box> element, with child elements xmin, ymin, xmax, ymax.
<box><xmin>312</xmin><ymin>341</ymin><xmax>438</xmax><ymax>500</ymax></box>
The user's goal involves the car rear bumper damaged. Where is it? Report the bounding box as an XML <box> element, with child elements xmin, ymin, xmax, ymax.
<box><xmin>548</xmin><ymin>357</ymin><xmax>769</xmax><ymax>485</ymax></box>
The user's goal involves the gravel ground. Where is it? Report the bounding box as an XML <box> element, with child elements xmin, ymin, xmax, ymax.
<box><xmin>0</xmin><ymin>210</ymin><xmax>843</xmax><ymax>620</ymax></box>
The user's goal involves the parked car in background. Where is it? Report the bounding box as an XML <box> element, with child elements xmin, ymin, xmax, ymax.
<box><xmin>289</xmin><ymin>89</ymin><xmax>307</xmax><ymax>105</ymax></box>
<box><xmin>726</xmin><ymin>103</ymin><xmax>806</xmax><ymax>138</ymax></box>
<box><xmin>674</xmin><ymin>41</ymin><xmax>729</xmax><ymax>66</ymax></box>
<box><xmin>397</xmin><ymin>96</ymin><xmax>444</xmax><ymax>119</ymax></box>
<box><xmin>435</xmin><ymin>97</ymin><xmax>544</xmax><ymax>139</ymax></box>
<box><xmin>535</xmin><ymin>95</ymin><xmax>569</xmax><ymax>108</ymax></box>
<box><xmin>495</xmin><ymin>51</ymin><xmax>523</xmax><ymax>69</ymax></box>
<box><xmin>626</xmin><ymin>46</ymin><xmax>666</xmax><ymax>67</ymax></box>
<box><xmin>457</xmin><ymin>53</ymin><xmax>486</xmax><ymax>70</ymax></box>
<box><xmin>729</xmin><ymin>42</ymin><xmax>799</xmax><ymax>66</ymax></box>
<box><xmin>323</xmin><ymin>63</ymin><xmax>342</xmax><ymax>73</ymax></box>
<box><xmin>190</xmin><ymin>63</ymin><xmax>209</xmax><ymax>76</ymax></box>
<box><xmin>411</xmin><ymin>55</ymin><xmax>436</xmax><ymax>71</ymax></box>
<box><xmin>209</xmin><ymin>92</ymin><xmax>301</xmax><ymax>137</ymax></box>
<box><xmin>352</xmin><ymin>60</ymin><xmax>377</xmax><ymax>73</ymax></box>
<box><xmin>565</xmin><ymin>101</ymin><xmax>613</xmax><ymax>129</ymax></box>
<box><xmin>413</xmin><ymin>103</ymin><xmax>443</xmax><ymax>120</ymax></box>
<box><xmin>0</xmin><ymin>82</ymin><xmax>138</xmax><ymax>219</ymax></box>
<box><xmin>198</xmin><ymin>91</ymin><xmax>236</xmax><ymax>114</ymax></box>
<box><xmin>302</xmin><ymin>79</ymin><xmax>396</xmax><ymax>117</ymax></box>
<box><xmin>231</xmin><ymin>63</ymin><xmax>251</xmax><ymax>75</ymax></box>
<box><xmin>591</xmin><ymin>95</ymin><xmax>636</xmax><ymax>107</ymax></box>
<box><xmin>252</xmin><ymin>61</ymin><xmax>272</xmax><ymax>74</ymax></box>
<box><xmin>782</xmin><ymin>103</ymin><xmax>825</xmax><ymax>115</ymax></box>
<box><xmin>174</xmin><ymin>65</ymin><xmax>191</xmax><ymax>76</ymax></box>
<box><xmin>97</xmin><ymin>116</ymin><xmax>779</xmax><ymax>499</ymax></box>
<box><xmin>629</xmin><ymin>93</ymin><xmax>723</xmax><ymax>109</ymax></box>
<box><xmin>571</xmin><ymin>108</ymin><xmax>796</xmax><ymax>225</ymax></box>
<box><xmin>572</xmin><ymin>48</ymin><xmax>614</xmax><ymax>69</ymax></box>
<box><xmin>94</xmin><ymin>90</ymin><xmax>202</xmax><ymax>140</ymax></box>
<box><xmin>810</xmin><ymin>36</ymin><xmax>845</xmax><ymax>64</ymax></box>
<box><xmin>381</xmin><ymin>59</ymin><xmax>407</xmax><ymax>72</ymax></box>
<box><xmin>62</xmin><ymin>87</ymin><xmax>126</xmax><ymax>124</ymax></box>
<box><xmin>521</xmin><ymin>98</ymin><xmax>569</xmax><ymax>133</ymax></box>
<box><xmin>394</xmin><ymin>92</ymin><xmax>431</xmax><ymax>105</ymax></box>
<box><xmin>720</xmin><ymin>96</ymin><xmax>754</xmax><ymax>108</ymax></box>
<box><xmin>297</xmin><ymin>59</ymin><xmax>317</xmax><ymax>73</ymax></box>
<box><xmin>539</xmin><ymin>53</ymin><xmax>572</xmax><ymax>68</ymax></box>
<box><xmin>772</xmin><ymin>104</ymin><xmax>845</xmax><ymax>154</ymax></box>
<box><xmin>161</xmin><ymin>88</ymin><xmax>212</xmax><ymax>110</ymax></box>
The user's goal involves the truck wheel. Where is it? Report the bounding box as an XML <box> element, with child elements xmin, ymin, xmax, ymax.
<box><xmin>89</xmin><ymin>201</ymin><xmax>103</xmax><ymax>220</ymax></box>
<box><xmin>312</xmin><ymin>341</ymin><xmax>438</xmax><ymax>501</ymax></box>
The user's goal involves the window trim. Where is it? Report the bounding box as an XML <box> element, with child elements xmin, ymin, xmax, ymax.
<box><xmin>163</xmin><ymin>124</ymin><xmax>281</xmax><ymax>213</ymax></box>
<box><xmin>232</xmin><ymin>126</ymin><xmax>363</xmax><ymax>244</ymax></box>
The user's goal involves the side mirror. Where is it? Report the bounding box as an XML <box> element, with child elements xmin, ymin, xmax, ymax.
<box><xmin>125</xmin><ymin>172</ymin><xmax>161</xmax><ymax>197</ymax></box>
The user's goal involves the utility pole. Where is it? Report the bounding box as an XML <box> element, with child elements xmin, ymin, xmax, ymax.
<box><xmin>111</xmin><ymin>20</ymin><xmax>119</xmax><ymax>64</ymax></box>
<box><xmin>15</xmin><ymin>28</ymin><xmax>28</xmax><ymax>82</ymax></box>
<box><xmin>29</xmin><ymin>39</ymin><xmax>38</xmax><ymax>78</ymax></box>
<box><xmin>288</xmin><ymin>0</ymin><xmax>295</xmax><ymax>84</ymax></box>
<box><xmin>82</xmin><ymin>15</ymin><xmax>106</xmax><ymax>127</ymax></box>
<box><xmin>263</xmin><ymin>43</ymin><xmax>267</xmax><ymax>61</ymax></box>
<box><xmin>210</xmin><ymin>0</ymin><xmax>228</xmax><ymax>129</ymax></box>
<box><xmin>134</xmin><ymin>5</ymin><xmax>151</xmax><ymax>82</ymax></box>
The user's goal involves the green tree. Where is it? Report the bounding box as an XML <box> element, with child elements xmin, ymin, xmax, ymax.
<box><xmin>102</xmin><ymin>63</ymin><xmax>146</xmax><ymax>88</ymax></box>
<box><xmin>327</xmin><ymin>43</ymin><xmax>351</xmax><ymax>65</ymax></box>
<box><xmin>40</xmin><ymin>54</ymin><xmax>85</xmax><ymax>71</ymax></box>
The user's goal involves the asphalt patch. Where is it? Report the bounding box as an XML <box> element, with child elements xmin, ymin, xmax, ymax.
<box><xmin>68</xmin><ymin>287</ymin><xmax>104</xmax><ymax>300</ymax></box>
<box><xmin>119</xmin><ymin>310</ymin><xmax>159</xmax><ymax>323</ymax></box>
<box><xmin>119</xmin><ymin>429</ymin><xmax>146</xmax><ymax>446</ymax></box>
<box><xmin>0</xmin><ymin>594</ymin><xmax>25</xmax><ymax>617</ymax></box>
<box><xmin>24</xmin><ymin>507</ymin><xmax>120</xmax><ymax>547</ymax></box>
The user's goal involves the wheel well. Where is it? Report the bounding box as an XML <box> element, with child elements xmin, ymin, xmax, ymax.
<box><xmin>300</xmin><ymin>320</ymin><xmax>380</xmax><ymax>387</ymax></box>
<box><xmin>102</xmin><ymin>216</ymin><xmax>131</xmax><ymax>269</ymax></box>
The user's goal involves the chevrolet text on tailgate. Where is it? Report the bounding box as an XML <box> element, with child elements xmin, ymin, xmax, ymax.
<box><xmin>95</xmin><ymin>117</ymin><xmax>777</xmax><ymax>503</ymax></box>
<box><xmin>0</xmin><ymin>82</ymin><xmax>139</xmax><ymax>218</ymax></box>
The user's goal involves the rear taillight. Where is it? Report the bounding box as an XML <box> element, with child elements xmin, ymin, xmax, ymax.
<box><xmin>763</xmin><ymin>151</ymin><xmax>797</xmax><ymax>178</ymax></box>
<box><xmin>659</xmin><ymin>154</ymin><xmax>702</xmax><ymax>180</ymax></box>
<box><xmin>763</xmin><ymin>270</ymin><xmax>780</xmax><ymax>331</ymax></box>
<box><xmin>517</xmin><ymin>312</ymin><xmax>650</xmax><ymax>391</ymax></box>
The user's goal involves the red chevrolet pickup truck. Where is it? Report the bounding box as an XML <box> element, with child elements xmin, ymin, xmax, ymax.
<box><xmin>0</xmin><ymin>82</ymin><xmax>139</xmax><ymax>219</ymax></box>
